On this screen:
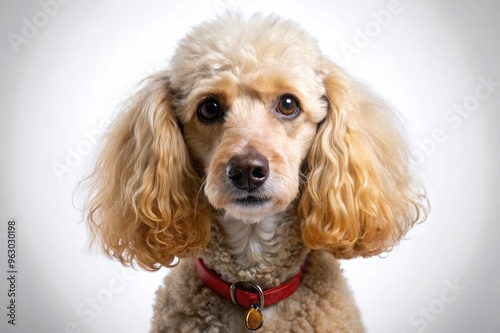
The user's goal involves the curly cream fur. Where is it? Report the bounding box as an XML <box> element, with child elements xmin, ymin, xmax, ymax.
<box><xmin>85</xmin><ymin>12</ymin><xmax>428</xmax><ymax>332</ymax></box>
<box><xmin>85</xmin><ymin>73</ymin><xmax>212</xmax><ymax>270</ymax></box>
<box><xmin>299</xmin><ymin>60</ymin><xmax>427</xmax><ymax>259</ymax></box>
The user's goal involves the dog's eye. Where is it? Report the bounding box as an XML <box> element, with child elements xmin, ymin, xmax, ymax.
<box><xmin>276</xmin><ymin>95</ymin><xmax>300</xmax><ymax>117</ymax></box>
<box><xmin>198</xmin><ymin>99</ymin><xmax>223</xmax><ymax>122</ymax></box>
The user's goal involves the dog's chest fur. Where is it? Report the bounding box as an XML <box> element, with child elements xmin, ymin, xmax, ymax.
<box><xmin>220</xmin><ymin>215</ymin><xmax>281</xmax><ymax>265</ymax></box>
<box><xmin>200</xmin><ymin>208</ymin><xmax>310</xmax><ymax>289</ymax></box>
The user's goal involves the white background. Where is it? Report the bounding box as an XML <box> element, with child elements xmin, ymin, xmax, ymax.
<box><xmin>1</xmin><ymin>0</ymin><xmax>499</xmax><ymax>332</ymax></box>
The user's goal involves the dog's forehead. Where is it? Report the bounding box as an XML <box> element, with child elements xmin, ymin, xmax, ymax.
<box><xmin>168</xmin><ymin>13</ymin><xmax>324</xmax><ymax>95</ymax></box>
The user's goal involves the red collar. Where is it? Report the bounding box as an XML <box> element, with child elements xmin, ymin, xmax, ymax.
<box><xmin>195</xmin><ymin>258</ymin><xmax>305</xmax><ymax>308</ymax></box>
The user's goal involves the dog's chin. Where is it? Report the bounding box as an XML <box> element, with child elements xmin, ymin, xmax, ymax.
<box><xmin>218</xmin><ymin>198</ymin><xmax>289</xmax><ymax>223</ymax></box>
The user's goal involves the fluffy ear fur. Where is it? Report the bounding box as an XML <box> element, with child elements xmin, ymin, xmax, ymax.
<box><xmin>85</xmin><ymin>72</ymin><xmax>210</xmax><ymax>270</ymax></box>
<box><xmin>299</xmin><ymin>59</ymin><xmax>428</xmax><ymax>259</ymax></box>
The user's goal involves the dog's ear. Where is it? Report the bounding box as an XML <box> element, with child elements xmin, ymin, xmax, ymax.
<box><xmin>85</xmin><ymin>72</ymin><xmax>210</xmax><ymax>270</ymax></box>
<box><xmin>299</xmin><ymin>59</ymin><xmax>428</xmax><ymax>259</ymax></box>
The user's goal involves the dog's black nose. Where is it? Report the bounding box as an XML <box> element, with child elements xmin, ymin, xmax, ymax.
<box><xmin>226</xmin><ymin>153</ymin><xmax>269</xmax><ymax>191</ymax></box>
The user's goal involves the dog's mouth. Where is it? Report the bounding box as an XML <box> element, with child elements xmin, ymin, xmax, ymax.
<box><xmin>221</xmin><ymin>194</ymin><xmax>289</xmax><ymax>222</ymax></box>
<box><xmin>234</xmin><ymin>196</ymin><xmax>270</xmax><ymax>206</ymax></box>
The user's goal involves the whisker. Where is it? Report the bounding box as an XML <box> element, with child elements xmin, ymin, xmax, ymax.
<box><xmin>193</xmin><ymin>176</ymin><xmax>208</xmax><ymax>214</ymax></box>
<box><xmin>298</xmin><ymin>171</ymin><xmax>308</xmax><ymax>186</ymax></box>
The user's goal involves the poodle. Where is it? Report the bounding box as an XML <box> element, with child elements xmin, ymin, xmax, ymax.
<box><xmin>85</xmin><ymin>12</ymin><xmax>428</xmax><ymax>332</ymax></box>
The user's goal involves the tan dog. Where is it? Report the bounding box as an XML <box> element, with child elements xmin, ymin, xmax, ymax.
<box><xmin>85</xmin><ymin>13</ymin><xmax>427</xmax><ymax>332</ymax></box>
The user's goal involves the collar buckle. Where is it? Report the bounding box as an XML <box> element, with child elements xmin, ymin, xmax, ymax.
<box><xmin>230</xmin><ymin>281</ymin><xmax>265</xmax><ymax>310</ymax></box>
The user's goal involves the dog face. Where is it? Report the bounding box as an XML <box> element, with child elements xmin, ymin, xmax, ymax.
<box><xmin>176</xmin><ymin>62</ymin><xmax>328</xmax><ymax>222</ymax></box>
<box><xmin>86</xmin><ymin>13</ymin><xmax>427</xmax><ymax>270</ymax></box>
<box><xmin>168</xmin><ymin>15</ymin><xmax>329</xmax><ymax>222</ymax></box>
